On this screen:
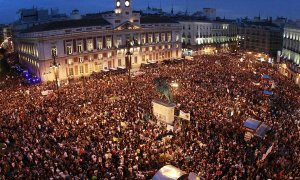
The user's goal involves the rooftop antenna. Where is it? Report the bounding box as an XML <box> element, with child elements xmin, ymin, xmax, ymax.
<box><xmin>185</xmin><ymin>0</ymin><xmax>189</xmax><ymax>16</ymax></box>
<box><xmin>160</xmin><ymin>0</ymin><xmax>162</xmax><ymax>10</ymax></box>
<box><xmin>171</xmin><ymin>0</ymin><xmax>174</xmax><ymax>15</ymax></box>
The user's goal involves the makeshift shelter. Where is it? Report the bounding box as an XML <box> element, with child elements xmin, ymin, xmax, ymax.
<box><xmin>243</xmin><ymin>118</ymin><xmax>270</xmax><ymax>139</ymax></box>
<box><xmin>255</xmin><ymin>123</ymin><xmax>270</xmax><ymax>138</ymax></box>
<box><xmin>261</xmin><ymin>74</ymin><xmax>271</xmax><ymax>79</ymax></box>
<box><xmin>152</xmin><ymin>165</ymin><xmax>187</xmax><ymax>180</ymax></box>
<box><xmin>243</xmin><ymin>118</ymin><xmax>261</xmax><ymax>132</ymax></box>
<box><xmin>263</xmin><ymin>90</ymin><xmax>273</xmax><ymax>96</ymax></box>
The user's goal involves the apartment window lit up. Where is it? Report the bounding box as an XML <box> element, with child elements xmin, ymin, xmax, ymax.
<box><xmin>148</xmin><ymin>34</ymin><xmax>153</xmax><ymax>43</ymax></box>
<box><xmin>106</xmin><ymin>38</ymin><xmax>112</xmax><ymax>48</ymax></box>
<box><xmin>77</xmin><ymin>42</ymin><xmax>83</xmax><ymax>53</ymax></box>
<box><xmin>108</xmin><ymin>52</ymin><xmax>112</xmax><ymax>58</ymax></box>
<box><xmin>79</xmin><ymin>57</ymin><xmax>84</xmax><ymax>63</ymax></box>
<box><xmin>176</xmin><ymin>34</ymin><xmax>179</xmax><ymax>42</ymax></box>
<box><xmin>167</xmin><ymin>33</ymin><xmax>172</xmax><ymax>42</ymax></box>
<box><xmin>79</xmin><ymin>66</ymin><xmax>84</xmax><ymax>74</ymax></box>
<box><xmin>155</xmin><ymin>33</ymin><xmax>159</xmax><ymax>43</ymax></box>
<box><xmin>97</xmin><ymin>40</ymin><xmax>103</xmax><ymax>49</ymax></box>
<box><xmin>98</xmin><ymin>54</ymin><xmax>103</xmax><ymax>60</ymax></box>
<box><xmin>161</xmin><ymin>34</ymin><xmax>166</xmax><ymax>42</ymax></box>
<box><xmin>68</xmin><ymin>59</ymin><xmax>73</xmax><ymax>65</ymax></box>
<box><xmin>141</xmin><ymin>34</ymin><xmax>146</xmax><ymax>44</ymax></box>
<box><xmin>87</xmin><ymin>40</ymin><xmax>93</xmax><ymax>51</ymax></box>
<box><xmin>66</xmin><ymin>44</ymin><xmax>72</xmax><ymax>55</ymax></box>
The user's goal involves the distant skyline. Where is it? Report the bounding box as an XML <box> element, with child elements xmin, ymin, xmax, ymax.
<box><xmin>0</xmin><ymin>0</ymin><xmax>300</xmax><ymax>24</ymax></box>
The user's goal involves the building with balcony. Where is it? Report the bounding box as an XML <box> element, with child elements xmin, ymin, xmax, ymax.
<box><xmin>279</xmin><ymin>26</ymin><xmax>300</xmax><ymax>86</ymax></box>
<box><xmin>13</xmin><ymin>0</ymin><xmax>182</xmax><ymax>82</ymax></box>
<box><xmin>178</xmin><ymin>19</ymin><xmax>238</xmax><ymax>53</ymax></box>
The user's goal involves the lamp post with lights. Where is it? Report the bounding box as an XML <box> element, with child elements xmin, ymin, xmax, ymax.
<box><xmin>50</xmin><ymin>49</ymin><xmax>61</xmax><ymax>103</ymax></box>
<box><xmin>125</xmin><ymin>39</ymin><xmax>133</xmax><ymax>85</ymax></box>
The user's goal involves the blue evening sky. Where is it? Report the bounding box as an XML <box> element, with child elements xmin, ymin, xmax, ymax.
<box><xmin>0</xmin><ymin>0</ymin><xmax>299</xmax><ymax>24</ymax></box>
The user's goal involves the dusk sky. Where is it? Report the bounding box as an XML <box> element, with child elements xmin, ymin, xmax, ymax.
<box><xmin>0</xmin><ymin>0</ymin><xmax>299</xmax><ymax>24</ymax></box>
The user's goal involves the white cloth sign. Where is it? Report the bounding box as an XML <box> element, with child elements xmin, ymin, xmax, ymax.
<box><xmin>179</xmin><ymin>110</ymin><xmax>191</xmax><ymax>121</ymax></box>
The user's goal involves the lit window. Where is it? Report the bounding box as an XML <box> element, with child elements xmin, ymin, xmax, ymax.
<box><xmin>98</xmin><ymin>54</ymin><xmax>103</xmax><ymax>60</ymax></box>
<box><xmin>97</xmin><ymin>40</ymin><xmax>103</xmax><ymax>49</ymax></box>
<box><xmin>79</xmin><ymin>57</ymin><xmax>84</xmax><ymax>63</ymax></box>
<box><xmin>148</xmin><ymin>34</ymin><xmax>153</xmax><ymax>43</ymax></box>
<box><xmin>77</xmin><ymin>42</ymin><xmax>83</xmax><ymax>53</ymax></box>
<box><xmin>68</xmin><ymin>59</ymin><xmax>73</xmax><ymax>65</ymax></box>
<box><xmin>79</xmin><ymin>66</ymin><xmax>84</xmax><ymax>74</ymax></box>
<box><xmin>106</xmin><ymin>38</ymin><xmax>112</xmax><ymax>48</ymax></box>
<box><xmin>66</xmin><ymin>44</ymin><xmax>72</xmax><ymax>55</ymax></box>
<box><xmin>87</xmin><ymin>40</ymin><xmax>93</xmax><ymax>51</ymax></box>
<box><xmin>167</xmin><ymin>33</ymin><xmax>172</xmax><ymax>42</ymax></box>
<box><xmin>155</xmin><ymin>33</ymin><xmax>159</xmax><ymax>43</ymax></box>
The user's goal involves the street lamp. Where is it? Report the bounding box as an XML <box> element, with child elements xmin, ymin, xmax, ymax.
<box><xmin>50</xmin><ymin>49</ymin><xmax>61</xmax><ymax>104</ymax></box>
<box><xmin>125</xmin><ymin>39</ymin><xmax>133</xmax><ymax>85</ymax></box>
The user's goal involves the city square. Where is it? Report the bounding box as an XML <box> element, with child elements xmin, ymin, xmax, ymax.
<box><xmin>0</xmin><ymin>0</ymin><xmax>300</xmax><ymax>179</ymax></box>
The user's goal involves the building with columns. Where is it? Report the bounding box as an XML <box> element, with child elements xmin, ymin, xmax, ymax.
<box><xmin>14</xmin><ymin>0</ymin><xmax>182</xmax><ymax>82</ymax></box>
<box><xmin>279</xmin><ymin>26</ymin><xmax>300</xmax><ymax>86</ymax></box>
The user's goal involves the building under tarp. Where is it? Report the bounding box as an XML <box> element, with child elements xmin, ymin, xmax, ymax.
<box><xmin>152</xmin><ymin>165</ymin><xmax>187</xmax><ymax>180</ymax></box>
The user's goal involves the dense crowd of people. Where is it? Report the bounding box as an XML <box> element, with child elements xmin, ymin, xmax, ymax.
<box><xmin>0</xmin><ymin>52</ymin><xmax>299</xmax><ymax>179</ymax></box>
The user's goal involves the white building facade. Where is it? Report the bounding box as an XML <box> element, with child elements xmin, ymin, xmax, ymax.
<box><xmin>179</xmin><ymin>20</ymin><xmax>238</xmax><ymax>47</ymax></box>
<box><xmin>279</xmin><ymin>26</ymin><xmax>300</xmax><ymax>86</ymax></box>
<box><xmin>14</xmin><ymin>0</ymin><xmax>182</xmax><ymax>82</ymax></box>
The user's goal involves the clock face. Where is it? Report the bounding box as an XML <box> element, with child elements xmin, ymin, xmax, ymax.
<box><xmin>116</xmin><ymin>1</ymin><xmax>120</xmax><ymax>7</ymax></box>
<box><xmin>125</xmin><ymin>0</ymin><xmax>130</xmax><ymax>7</ymax></box>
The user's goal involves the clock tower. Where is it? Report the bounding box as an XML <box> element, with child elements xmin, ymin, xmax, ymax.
<box><xmin>102</xmin><ymin>0</ymin><xmax>140</xmax><ymax>28</ymax></box>
<box><xmin>115</xmin><ymin>0</ymin><xmax>132</xmax><ymax>16</ymax></box>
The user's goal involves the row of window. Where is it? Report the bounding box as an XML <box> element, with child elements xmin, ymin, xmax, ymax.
<box><xmin>182</xmin><ymin>24</ymin><xmax>230</xmax><ymax>30</ymax></box>
<box><xmin>66</xmin><ymin>50</ymin><xmax>180</xmax><ymax>76</ymax></box>
<box><xmin>18</xmin><ymin>44</ymin><xmax>38</xmax><ymax>57</ymax></box>
<box><xmin>284</xmin><ymin>31</ymin><xmax>300</xmax><ymax>41</ymax></box>
<box><xmin>19</xmin><ymin>54</ymin><xmax>40</xmax><ymax>68</ymax></box>
<box><xmin>65</xmin><ymin>50</ymin><xmax>179</xmax><ymax>66</ymax></box>
<box><xmin>51</xmin><ymin>43</ymin><xmax>179</xmax><ymax>58</ymax></box>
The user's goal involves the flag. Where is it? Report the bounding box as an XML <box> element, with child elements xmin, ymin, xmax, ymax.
<box><xmin>179</xmin><ymin>110</ymin><xmax>191</xmax><ymax>121</ymax></box>
<box><xmin>261</xmin><ymin>143</ymin><xmax>273</xmax><ymax>161</ymax></box>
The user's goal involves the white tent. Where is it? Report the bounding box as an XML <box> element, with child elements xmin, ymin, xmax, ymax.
<box><xmin>152</xmin><ymin>165</ymin><xmax>187</xmax><ymax>180</ymax></box>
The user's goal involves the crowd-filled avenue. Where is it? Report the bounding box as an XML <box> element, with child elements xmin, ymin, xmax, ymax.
<box><xmin>0</xmin><ymin>53</ymin><xmax>299</xmax><ymax>179</ymax></box>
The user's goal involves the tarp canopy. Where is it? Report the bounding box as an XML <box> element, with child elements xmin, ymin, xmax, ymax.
<box><xmin>261</xmin><ymin>74</ymin><xmax>271</xmax><ymax>79</ymax></box>
<box><xmin>255</xmin><ymin>123</ymin><xmax>270</xmax><ymax>138</ymax></box>
<box><xmin>263</xmin><ymin>90</ymin><xmax>273</xmax><ymax>96</ymax></box>
<box><xmin>152</xmin><ymin>165</ymin><xmax>186</xmax><ymax>180</ymax></box>
<box><xmin>243</xmin><ymin>118</ymin><xmax>261</xmax><ymax>131</ymax></box>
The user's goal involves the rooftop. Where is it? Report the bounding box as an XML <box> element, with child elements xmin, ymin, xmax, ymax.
<box><xmin>23</xmin><ymin>18</ymin><xmax>111</xmax><ymax>33</ymax></box>
<box><xmin>140</xmin><ymin>16</ymin><xmax>178</xmax><ymax>24</ymax></box>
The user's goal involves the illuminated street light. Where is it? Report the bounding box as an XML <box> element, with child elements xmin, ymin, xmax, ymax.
<box><xmin>170</xmin><ymin>81</ymin><xmax>179</xmax><ymax>88</ymax></box>
<box><xmin>50</xmin><ymin>49</ymin><xmax>61</xmax><ymax>105</ymax></box>
<box><xmin>125</xmin><ymin>39</ymin><xmax>133</xmax><ymax>85</ymax></box>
